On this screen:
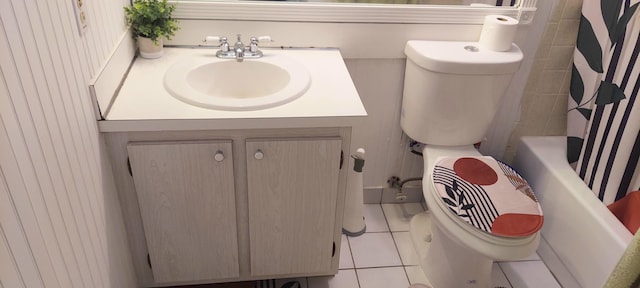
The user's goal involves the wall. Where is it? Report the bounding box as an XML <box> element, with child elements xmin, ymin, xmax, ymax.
<box><xmin>166</xmin><ymin>1</ymin><xmax>556</xmax><ymax>190</ymax></box>
<box><xmin>0</xmin><ymin>0</ymin><xmax>137</xmax><ymax>287</ymax></box>
<box><xmin>0</xmin><ymin>1</ymin><xmax>574</xmax><ymax>286</ymax></box>
<box><xmin>503</xmin><ymin>0</ymin><xmax>582</xmax><ymax>162</ymax></box>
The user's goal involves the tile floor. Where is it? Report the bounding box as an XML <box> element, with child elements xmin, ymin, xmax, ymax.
<box><xmin>297</xmin><ymin>203</ymin><xmax>561</xmax><ymax>288</ymax></box>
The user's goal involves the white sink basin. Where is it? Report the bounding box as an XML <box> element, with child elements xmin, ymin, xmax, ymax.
<box><xmin>164</xmin><ymin>54</ymin><xmax>311</xmax><ymax>111</ymax></box>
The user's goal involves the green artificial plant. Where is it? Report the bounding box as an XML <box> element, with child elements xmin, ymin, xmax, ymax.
<box><xmin>124</xmin><ymin>0</ymin><xmax>179</xmax><ymax>44</ymax></box>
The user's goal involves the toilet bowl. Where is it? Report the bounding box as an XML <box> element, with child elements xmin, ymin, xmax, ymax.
<box><xmin>400</xmin><ymin>40</ymin><xmax>543</xmax><ymax>287</ymax></box>
<box><xmin>410</xmin><ymin>145</ymin><xmax>541</xmax><ymax>287</ymax></box>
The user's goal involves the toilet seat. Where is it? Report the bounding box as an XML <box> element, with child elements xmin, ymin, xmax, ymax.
<box><xmin>431</xmin><ymin>156</ymin><xmax>543</xmax><ymax>238</ymax></box>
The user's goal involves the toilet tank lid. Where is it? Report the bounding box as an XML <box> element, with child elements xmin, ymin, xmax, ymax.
<box><xmin>404</xmin><ymin>40</ymin><xmax>523</xmax><ymax>75</ymax></box>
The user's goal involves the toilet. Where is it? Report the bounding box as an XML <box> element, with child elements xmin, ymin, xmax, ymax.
<box><xmin>401</xmin><ymin>40</ymin><xmax>543</xmax><ymax>288</ymax></box>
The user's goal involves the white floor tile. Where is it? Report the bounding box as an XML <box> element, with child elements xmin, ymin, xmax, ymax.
<box><xmin>363</xmin><ymin>204</ymin><xmax>389</xmax><ymax>232</ymax></box>
<box><xmin>393</xmin><ymin>232</ymin><xmax>420</xmax><ymax>266</ymax></box>
<box><xmin>357</xmin><ymin>267</ymin><xmax>410</xmax><ymax>288</ymax></box>
<box><xmin>491</xmin><ymin>263</ymin><xmax>512</xmax><ymax>288</ymax></box>
<box><xmin>308</xmin><ymin>269</ymin><xmax>358</xmax><ymax>288</ymax></box>
<box><xmin>349</xmin><ymin>233</ymin><xmax>402</xmax><ymax>268</ymax></box>
<box><xmin>339</xmin><ymin>235</ymin><xmax>354</xmax><ymax>269</ymax></box>
<box><xmin>405</xmin><ymin>265</ymin><xmax>430</xmax><ymax>286</ymax></box>
<box><xmin>382</xmin><ymin>203</ymin><xmax>425</xmax><ymax>232</ymax></box>
<box><xmin>499</xmin><ymin>260</ymin><xmax>560</xmax><ymax>288</ymax></box>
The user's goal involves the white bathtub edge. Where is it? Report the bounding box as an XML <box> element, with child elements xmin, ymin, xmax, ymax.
<box><xmin>513</xmin><ymin>136</ymin><xmax>633</xmax><ymax>288</ymax></box>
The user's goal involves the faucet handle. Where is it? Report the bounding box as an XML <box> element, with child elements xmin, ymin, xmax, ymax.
<box><xmin>256</xmin><ymin>36</ymin><xmax>273</xmax><ymax>43</ymax></box>
<box><xmin>203</xmin><ymin>36</ymin><xmax>222</xmax><ymax>43</ymax></box>
<box><xmin>249</xmin><ymin>36</ymin><xmax>273</xmax><ymax>53</ymax></box>
<box><xmin>204</xmin><ymin>36</ymin><xmax>229</xmax><ymax>53</ymax></box>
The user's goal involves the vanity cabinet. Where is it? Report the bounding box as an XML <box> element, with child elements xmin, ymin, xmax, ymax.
<box><xmin>99</xmin><ymin>45</ymin><xmax>366</xmax><ymax>287</ymax></box>
<box><xmin>127</xmin><ymin>141</ymin><xmax>239</xmax><ymax>283</ymax></box>
<box><xmin>246</xmin><ymin>139</ymin><xmax>341</xmax><ymax>276</ymax></box>
<box><xmin>106</xmin><ymin>129</ymin><xmax>349</xmax><ymax>287</ymax></box>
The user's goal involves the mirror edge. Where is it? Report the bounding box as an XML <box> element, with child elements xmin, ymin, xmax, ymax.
<box><xmin>172</xmin><ymin>0</ymin><xmax>537</xmax><ymax>24</ymax></box>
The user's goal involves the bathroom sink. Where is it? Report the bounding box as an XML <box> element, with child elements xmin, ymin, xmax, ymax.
<box><xmin>164</xmin><ymin>54</ymin><xmax>311</xmax><ymax>111</ymax></box>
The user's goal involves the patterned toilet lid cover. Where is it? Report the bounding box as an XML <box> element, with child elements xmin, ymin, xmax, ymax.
<box><xmin>432</xmin><ymin>156</ymin><xmax>544</xmax><ymax>237</ymax></box>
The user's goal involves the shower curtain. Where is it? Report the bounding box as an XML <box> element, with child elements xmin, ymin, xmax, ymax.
<box><xmin>567</xmin><ymin>0</ymin><xmax>640</xmax><ymax>205</ymax></box>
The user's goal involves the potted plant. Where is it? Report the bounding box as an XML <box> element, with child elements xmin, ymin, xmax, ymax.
<box><xmin>124</xmin><ymin>0</ymin><xmax>179</xmax><ymax>59</ymax></box>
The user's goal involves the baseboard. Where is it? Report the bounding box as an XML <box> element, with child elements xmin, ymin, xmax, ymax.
<box><xmin>363</xmin><ymin>186</ymin><xmax>423</xmax><ymax>204</ymax></box>
<box><xmin>363</xmin><ymin>188</ymin><xmax>382</xmax><ymax>204</ymax></box>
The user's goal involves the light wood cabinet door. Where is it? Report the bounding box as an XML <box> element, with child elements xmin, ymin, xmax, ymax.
<box><xmin>246</xmin><ymin>138</ymin><xmax>342</xmax><ymax>276</ymax></box>
<box><xmin>127</xmin><ymin>141</ymin><xmax>239</xmax><ymax>283</ymax></box>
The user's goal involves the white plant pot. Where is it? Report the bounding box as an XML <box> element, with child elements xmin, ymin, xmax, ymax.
<box><xmin>138</xmin><ymin>37</ymin><xmax>163</xmax><ymax>59</ymax></box>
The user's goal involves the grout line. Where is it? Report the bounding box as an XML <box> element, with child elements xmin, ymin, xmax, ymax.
<box><xmin>498</xmin><ymin>259</ymin><xmax>543</xmax><ymax>263</ymax></box>
<box><xmin>378</xmin><ymin>203</ymin><xmax>393</xmax><ymax>232</ymax></box>
<box><xmin>380</xmin><ymin>204</ymin><xmax>412</xmax><ymax>284</ymax></box>
<box><xmin>354</xmin><ymin>264</ymin><xmax>413</xmax><ymax>270</ymax></box>
<box><xmin>345</xmin><ymin>237</ymin><xmax>361</xmax><ymax>288</ymax></box>
<box><xmin>357</xmin><ymin>230</ymin><xmax>407</xmax><ymax>234</ymax></box>
<box><xmin>402</xmin><ymin>266</ymin><xmax>413</xmax><ymax>286</ymax></box>
<box><xmin>496</xmin><ymin>262</ymin><xmax>514</xmax><ymax>288</ymax></box>
<box><xmin>353</xmin><ymin>269</ymin><xmax>362</xmax><ymax>288</ymax></box>
<box><xmin>346</xmin><ymin>235</ymin><xmax>356</xmax><ymax>270</ymax></box>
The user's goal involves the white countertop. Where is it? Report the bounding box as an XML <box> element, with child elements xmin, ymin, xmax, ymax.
<box><xmin>99</xmin><ymin>47</ymin><xmax>367</xmax><ymax>132</ymax></box>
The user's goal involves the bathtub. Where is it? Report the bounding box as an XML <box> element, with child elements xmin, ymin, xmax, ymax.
<box><xmin>512</xmin><ymin>136</ymin><xmax>633</xmax><ymax>288</ymax></box>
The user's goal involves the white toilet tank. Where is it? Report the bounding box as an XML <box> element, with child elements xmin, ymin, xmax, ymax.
<box><xmin>401</xmin><ymin>40</ymin><xmax>523</xmax><ymax>146</ymax></box>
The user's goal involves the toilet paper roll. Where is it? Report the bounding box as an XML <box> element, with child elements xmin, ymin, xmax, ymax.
<box><xmin>478</xmin><ymin>15</ymin><xmax>519</xmax><ymax>52</ymax></box>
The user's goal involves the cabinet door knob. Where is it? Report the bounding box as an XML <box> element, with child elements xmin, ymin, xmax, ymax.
<box><xmin>214</xmin><ymin>151</ymin><xmax>225</xmax><ymax>162</ymax></box>
<box><xmin>254</xmin><ymin>150</ymin><xmax>264</xmax><ymax>160</ymax></box>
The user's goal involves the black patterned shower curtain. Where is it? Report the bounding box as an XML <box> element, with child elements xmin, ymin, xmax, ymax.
<box><xmin>567</xmin><ymin>0</ymin><xmax>640</xmax><ymax>205</ymax></box>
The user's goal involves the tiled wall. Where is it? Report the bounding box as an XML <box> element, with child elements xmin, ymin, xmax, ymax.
<box><xmin>503</xmin><ymin>0</ymin><xmax>583</xmax><ymax>162</ymax></box>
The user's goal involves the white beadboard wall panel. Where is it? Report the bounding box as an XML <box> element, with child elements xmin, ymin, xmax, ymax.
<box><xmin>10</xmin><ymin>2</ymin><xmax>107</xmax><ymax>286</ymax></box>
<box><xmin>78</xmin><ymin>3</ymin><xmax>100</xmax><ymax>73</ymax></box>
<box><xmin>0</xmin><ymin>166</ymin><xmax>31</xmax><ymax>288</ymax></box>
<box><xmin>44</xmin><ymin>5</ymin><xmax>114</xmax><ymax>266</ymax></box>
<box><xmin>0</xmin><ymin>71</ymin><xmax>62</xmax><ymax>288</ymax></box>
<box><xmin>0</xmin><ymin>9</ymin><xmax>75</xmax><ymax>288</ymax></box>
<box><xmin>0</xmin><ymin>136</ymin><xmax>48</xmax><ymax>288</ymax></box>
<box><xmin>46</xmin><ymin>2</ymin><xmax>132</xmax><ymax>280</ymax></box>
<box><xmin>0</xmin><ymin>0</ymin><xmax>136</xmax><ymax>287</ymax></box>
<box><xmin>44</xmin><ymin>3</ymin><xmax>112</xmax><ymax>280</ymax></box>
<box><xmin>0</xmin><ymin>226</ymin><xmax>26</xmax><ymax>288</ymax></box>
<box><xmin>49</xmin><ymin>0</ymin><xmax>104</xmax><ymax>170</ymax></box>
<box><xmin>31</xmin><ymin>3</ymin><xmax>115</xmax><ymax>286</ymax></box>
<box><xmin>86</xmin><ymin>1</ymin><xmax>106</xmax><ymax>60</ymax></box>
<box><xmin>13</xmin><ymin>1</ymin><xmax>108</xmax><ymax>286</ymax></box>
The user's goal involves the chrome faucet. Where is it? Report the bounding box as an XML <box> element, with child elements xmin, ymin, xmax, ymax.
<box><xmin>203</xmin><ymin>34</ymin><xmax>273</xmax><ymax>62</ymax></box>
<box><xmin>234</xmin><ymin>34</ymin><xmax>244</xmax><ymax>62</ymax></box>
<box><xmin>203</xmin><ymin>36</ymin><xmax>232</xmax><ymax>58</ymax></box>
